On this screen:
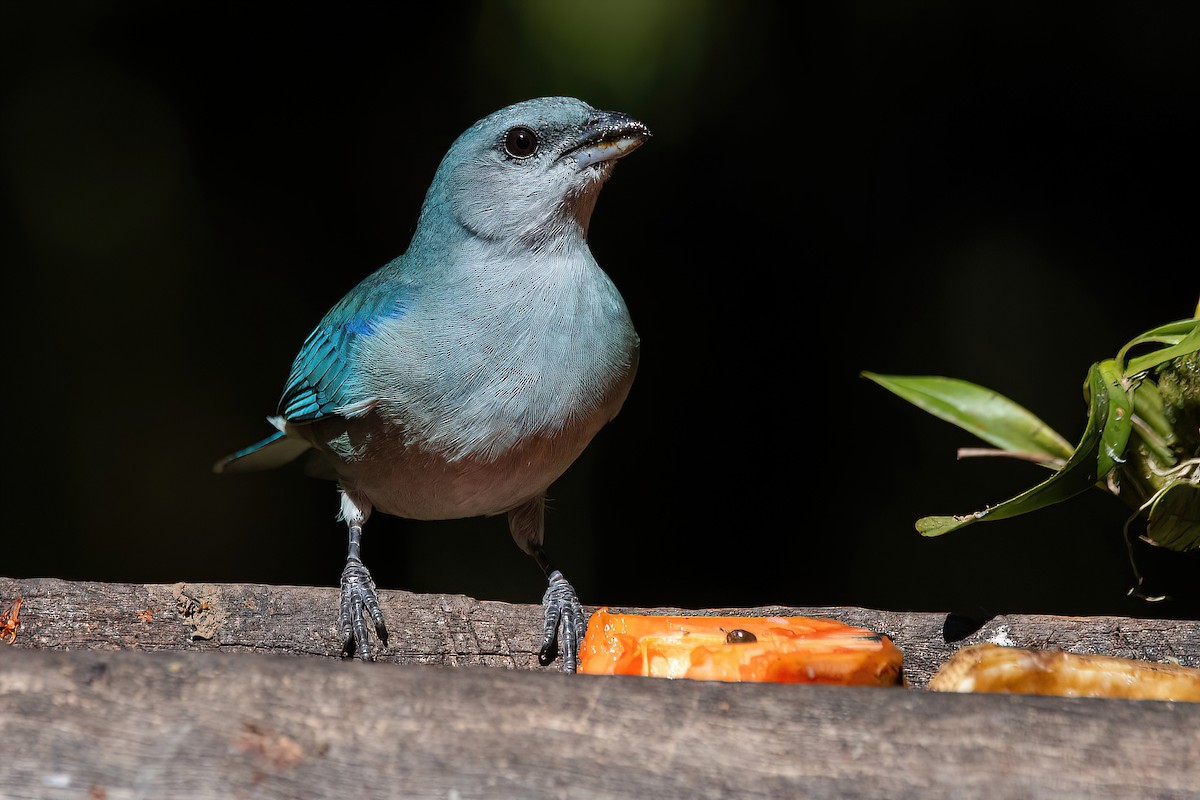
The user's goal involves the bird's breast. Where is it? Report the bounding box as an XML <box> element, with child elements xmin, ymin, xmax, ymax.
<box><xmin>364</xmin><ymin>256</ymin><xmax>637</xmax><ymax>462</ymax></box>
<box><xmin>311</xmin><ymin>254</ymin><xmax>638</xmax><ymax>518</ymax></box>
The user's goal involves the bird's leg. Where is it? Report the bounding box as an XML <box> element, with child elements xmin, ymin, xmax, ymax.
<box><xmin>508</xmin><ymin>496</ymin><xmax>585</xmax><ymax>673</ymax></box>
<box><xmin>536</xmin><ymin>555</ymin><xmax>585</xmax><ymax>673</ymax></box>
<box><xmin>338</xmin><ymin>490</ymin><xmax>387</xmax><ymax>660</ymax></box>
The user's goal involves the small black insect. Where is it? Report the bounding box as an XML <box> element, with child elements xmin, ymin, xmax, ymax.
<box><xmin>724</xmin><ymin>628</ymin><xmax>758</xmax><ymax>644</ymax></box>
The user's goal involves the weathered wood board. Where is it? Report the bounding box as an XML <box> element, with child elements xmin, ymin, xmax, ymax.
<box><xmin>2</xmin><ymin>577</ymin><xmax>1198</xmax><ymax>799</ymax></box>
<box><xmin>3</xmin><ymin>577</ymin><xmax>1196</xmax><ymax>686</ymax></box>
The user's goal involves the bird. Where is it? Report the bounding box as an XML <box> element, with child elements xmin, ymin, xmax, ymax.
<box><xmin>214</xmin><ymin>96</ymin><xmax>649</xmax><ymax>672</ymax></box>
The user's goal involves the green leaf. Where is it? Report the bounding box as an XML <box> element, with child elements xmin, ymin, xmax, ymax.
<box><xmin>1093</xmin><ymin>359</ymin><xmax>1135</xmax><ymax>478</ymax></box>
<box><xmin>1117</xmin><ymin>317</ymin><xmax>1200</xmax><ymax>376</ymax></box>
<box><xmin>913</xmin><ymin>361</ymin><xmax>1132</xmax><ymax>537</ymax></box>
<box><xmin>1143</xmin><ymin>482</ymin><xmax>1200</xmax><ymax>552</ymax></box>
<box><xmin>861</xmin><ymin>372</ymin><xmax>1074</xmax><ymax>462</ymax></box>
<box><xmin>915</xmin><ymin>515</ymin><xmax>976</xmax><ymax>536</ymax></box>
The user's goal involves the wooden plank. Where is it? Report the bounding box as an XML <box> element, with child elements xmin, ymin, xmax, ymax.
<box><xmin>2</xmin><ymin>577</ymin><xmax>1196</xmax><ymax>687</ymax></box>
<box><xmin>1</xmin><ymin>647</ymin><xmax>1197</xmax><ymax>800</ymax></box>
<box><xmin>3</xmin><ymin>577</ymin><xmax>1198</xmax><ymax>799</ymax></box>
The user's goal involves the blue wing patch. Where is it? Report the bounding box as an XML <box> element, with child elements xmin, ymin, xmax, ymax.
<box><xmin>277</xmin><ymin>273</ymin><xmax>411</xmax><ymax>423</ymax></box>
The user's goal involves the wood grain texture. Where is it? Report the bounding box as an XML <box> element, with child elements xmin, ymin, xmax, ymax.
<box><xmin>3</xmin><ymin>577</ymin><xmax>1195</xmax><ymax>687</ymax></box>
<box><xmin>2</xmin><ymin>577</ymin><xmax>1198</xmax><ymax>799</ymax></box>
<box><xmin>3</xmin><ymin>647</ymin><xmax>1198</xmax><ymax>800</ymax></box>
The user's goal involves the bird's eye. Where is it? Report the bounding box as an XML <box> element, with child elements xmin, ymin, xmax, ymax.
<box><xmin>504</xmin><ymin>127</ymin><xmax>538</xmax><ymax>158</ymax></box>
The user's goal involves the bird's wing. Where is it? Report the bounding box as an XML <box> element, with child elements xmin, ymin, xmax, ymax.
<box><xmin>277</xmin><ymin>273</ymin><xmax>411</xmax><ymax>424</ymax></box>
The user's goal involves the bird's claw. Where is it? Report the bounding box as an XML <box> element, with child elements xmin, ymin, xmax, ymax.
<box><xmin>339</xmin><ymin>558</ymin><xmax>388</xmax><ymax>660</ymax></box>
<box><xmin>538</xmin><ymin>570</ymin><xmax>584</xmax><ymax>672</ymax></box>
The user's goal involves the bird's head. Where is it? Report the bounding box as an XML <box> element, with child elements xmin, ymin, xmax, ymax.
<box><xmin>421</xmin><ymin>96</ymin><xmax>650</xmax><ymax>251</ymax></box>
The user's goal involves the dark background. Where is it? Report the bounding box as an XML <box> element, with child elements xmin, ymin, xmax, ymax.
<box><xmin>3</xmin><ymin>2</ymin><xmax>1196</xmax><ymax>622</ymax></box>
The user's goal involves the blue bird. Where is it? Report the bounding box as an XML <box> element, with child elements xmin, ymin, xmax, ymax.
<box><xmin>214</xmin><ymin>96</ymin><xmax>649</xmax><ymax>671</ymax></box>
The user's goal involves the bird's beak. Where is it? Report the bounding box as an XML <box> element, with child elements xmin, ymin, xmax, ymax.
<box><xmin>564</xmin><ymin>111</ymin><xmax>652</xmax><ymax>169</ymax></box>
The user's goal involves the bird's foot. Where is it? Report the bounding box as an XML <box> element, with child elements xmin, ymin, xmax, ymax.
<box><xmin>538</xmin><ymin>570</ymin><xmax>585</xmax><ymax>673</ymax></box>
<box><xmin>339</xmin><ymin>558</ymin><xmax>388</xmax><ymax>661</ymax></box>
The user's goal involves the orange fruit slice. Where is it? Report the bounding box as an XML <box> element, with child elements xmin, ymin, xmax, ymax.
<box><xmin>579</xmin><ymin>607</ymin><xmax>904</xmax><ymax>685</ymax></box>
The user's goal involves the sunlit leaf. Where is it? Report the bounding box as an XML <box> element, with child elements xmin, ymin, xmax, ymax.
<box><xmin>1117</xmin><ymin>317</ymin><xmax>1200</xmax><ymax>376</ymax></box>
<box><xmin>861</xmin><ymin>372</ymin><xmax>1074</xmax><ymax>462</ymax></box>
<box><xmin>1094</xmin><ymin>360</ymin><xmax>1135</xmax><ymax>478</ymax></box>
<box><xmin>914</xmin><ymin>362</ymin><xmax>1128</xmax><ymax>537</ymax></box>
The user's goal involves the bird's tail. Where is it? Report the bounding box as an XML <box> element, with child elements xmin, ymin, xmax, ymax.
<box><xmin>213</xmin><ymin>430</ymin><xmax>313</xmax><ymax>474</ymax></box>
